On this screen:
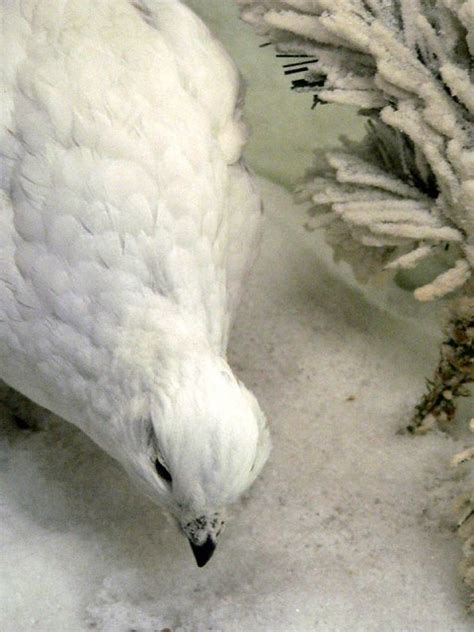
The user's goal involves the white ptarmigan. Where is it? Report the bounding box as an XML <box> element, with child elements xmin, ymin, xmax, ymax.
<box><xmin>0</xmin><ymin>0</ymin><xmax>271</xmax><ymax>567</ymax></box>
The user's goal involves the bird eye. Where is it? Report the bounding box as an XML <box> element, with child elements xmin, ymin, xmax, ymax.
<box><xmin>155</xmin><ymin>458</ymin><xmax>172</xmax><ymax>483</ymax></box>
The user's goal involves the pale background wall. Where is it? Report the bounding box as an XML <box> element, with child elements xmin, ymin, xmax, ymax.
<box><xmin>185</xmin><ymin>0</ymin><xmax>366</xmax><ymax>188</ymax></box>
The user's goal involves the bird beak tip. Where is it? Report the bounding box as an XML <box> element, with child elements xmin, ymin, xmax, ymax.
<box><xmin>189</xmin><ymin>536</ymin><xmax>217</xmax><ymax>568</ymax></box>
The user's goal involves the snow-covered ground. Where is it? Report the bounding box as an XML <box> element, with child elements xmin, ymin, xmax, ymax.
<box><xmin>1</xmin><ymin>179</ymin><xmax>472</xmax><ymax>631</ymax></box>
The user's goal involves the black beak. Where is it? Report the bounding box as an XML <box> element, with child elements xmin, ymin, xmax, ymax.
<box><xmin>189</xmin><ymin>536</ymin><xmax>216</xmax><ymax>567</ymax></box>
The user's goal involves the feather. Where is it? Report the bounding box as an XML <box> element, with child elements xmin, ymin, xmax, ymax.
<box><xmin>0</xmin><ymin>0</ymin><xmax>270</xmax><ymax>564</ymax></box>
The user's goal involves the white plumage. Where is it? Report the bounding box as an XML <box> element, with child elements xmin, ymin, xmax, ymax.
<box><xmin>0</xmin><ymin>0</ymin><xmax>270</xmax><ymax>566</ymax></box>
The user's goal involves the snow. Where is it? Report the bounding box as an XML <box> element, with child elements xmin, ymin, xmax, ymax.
<box><xmin>1</xmin><ymin>178</ymin><xmax>473</xmax><ymax>631</ymax></box>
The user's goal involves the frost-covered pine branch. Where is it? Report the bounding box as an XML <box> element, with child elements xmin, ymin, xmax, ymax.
<box><xmin>238</xmin><ymin>0</ymin><xmax>474</xmax><ymax>302</ymax></box>
<box><xmin>455</xmin><ymin>484</ymin><xmax>474</xmax><ymax>612</ymax></box>
<box><xmin>409</xmin><ymin>296</ymin><xmax>473</xmax><ymax>433</ymax></box>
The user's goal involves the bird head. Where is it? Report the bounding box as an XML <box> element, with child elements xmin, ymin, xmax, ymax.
<box><xmin>118</xmin><ymin>351</ymin><xmax>270</xmax><ymax>567</ymax></box>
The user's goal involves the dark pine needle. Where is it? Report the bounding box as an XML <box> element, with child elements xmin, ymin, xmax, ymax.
<box><xmin>282</xmin><ymin>60</ymin><xmax>318</xmax><ymax>68</ymax></box>
<box><xmin>285</xmin><ymin>66</ymin><xmax>310</xmax><ymax>75</ymax></box>
<box><xmin>276</xmin><ymin>53</ymin><xmax>311</xmax><ymax>58</ymax></box>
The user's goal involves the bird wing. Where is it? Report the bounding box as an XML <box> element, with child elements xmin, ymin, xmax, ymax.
<box><xmin>0</xmin><ymin>0</ymin><xmax>262</xmax><ymax>410</ymax></box>
<box><xmin>224</xmin><ymin>161</ymin><xmax>263</xmax><ymax>339</ymax></box>
<box><xmin>142</xmin><ymin>0</ymin><xmax>264</xmax><ymax>347</ymax></box>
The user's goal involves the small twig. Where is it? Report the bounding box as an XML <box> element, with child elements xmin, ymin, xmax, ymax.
<box><xmin>407</xmin><ymin>297</ymin><xmax>474</xmax><ymax>434</ymax></box>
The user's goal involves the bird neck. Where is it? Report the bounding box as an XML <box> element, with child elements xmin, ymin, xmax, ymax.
<box><xmin>111</xmin><ymin>302</ymin><xmax>217</xmax><ymax>391</ymax></box>
<box><xmin>79</xmin><ymin>300</ymin><xmax>226</xmax><ymax>459</ymax></box>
